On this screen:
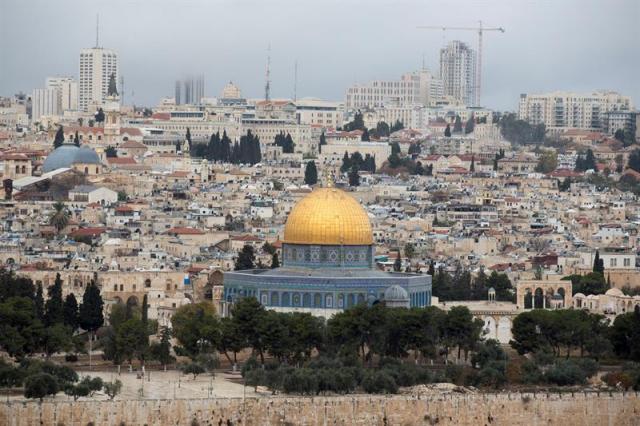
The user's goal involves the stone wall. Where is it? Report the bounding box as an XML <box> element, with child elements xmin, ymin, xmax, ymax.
<box><xmin>1</xmin><ymin>392</ymin><xmax>638</xmax><ymax>426</ymax></box>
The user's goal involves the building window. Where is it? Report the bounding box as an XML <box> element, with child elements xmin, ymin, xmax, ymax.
<box><xmin>624</xmin><ymin>258</ymin><xmax>631</xmax><ymax>267</ymax></box>
<box><xmin>610</xmin><ymin>258</ymin><xmax>617</xmax><ymax>267</ymax></box>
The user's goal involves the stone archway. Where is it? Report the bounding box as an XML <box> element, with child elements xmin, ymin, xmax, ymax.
<box><xmin>483</xmin><ymin>316</ymin><xmax>497</xmax><ymax>340</ymax></box>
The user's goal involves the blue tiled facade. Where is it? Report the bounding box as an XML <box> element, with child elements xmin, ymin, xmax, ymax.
<box><xmin>224</xmin><ymin>268</ymin><xmax>432</xmax><ymax>311</ymax></box>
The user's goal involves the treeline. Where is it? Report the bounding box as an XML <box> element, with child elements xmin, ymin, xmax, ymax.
<box><xmin>385</xmin><ymin>142</ymin><xmax>433</xmax><ymax>176</ymax></box>
<box><xmin>340</xmin><ymin>151</ymin><xmax>376</xmax><ymax>174</ymax></box>
<box><xmin>191</xmin><ymin>130</ymin><xmax>262</xmax><ymax>165</ymax></box>
<box><xmin>273</xmin><ymin>132</ymin><xmax>295</xmax><ymax>153</ymax></box>
<box><xmin>498</xmin><ymin>113</ymin><xmax>546</xmax><ymax>145</ymax></box>
<box><xmin>432</xmin><ymin>268</ymin><xmax>514</xmax><ymax>302</ymax></box>
<box><xmin>342</xmin><ymin>112</ymin><xmax>404</xmax><ymax>139</ymax></box>
<box><xmin>0</xmin><ymin>270</ymin><xmax>103</xmax><ymax>360</ymax></box>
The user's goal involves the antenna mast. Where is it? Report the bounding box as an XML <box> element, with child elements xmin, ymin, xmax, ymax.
<box><xmin>293</xmin><ymin>60</ymin><xmax>298</xmax><ymax>102</ymax></box>
<box><xmin>264</xmin><ymin>44</ymin><xmax>271</xmax><ymax>102</ymax></box>
<box><xmin>95</xmin><ymin>14</ymin><xmax>100</xmax><ymax>48</ymax></box>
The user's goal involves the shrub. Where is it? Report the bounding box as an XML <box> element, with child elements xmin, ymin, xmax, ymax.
<box><xmin>182</xmin><ymin>363</ymin><xmax>205</xmax><ymax>380</ymax></box>
<box><xmin>362</xmin><ymin>371</ymin><xmax>398</xmax><ymax>394</ymax></box>
<box><xmin>546</xmin><ymin>360</ymin><xmax>590</xmax><ymax>386</ymax></box>
<box><xmin>602</xmin><ymin>372</ymin><xmax>634</xmax><ymax>390</ymax></box>
<box><xmin>444</xmin><ymin>364</ymin><xmax>464</xmax><ymax>385</ymax></box>
<box><xmin>103</xmin><ymin>380</ymin><xmax>122</xmax><ymax>400</ymax></box>
<box><xmin>64</xmin><ymin>382</ymin><xmax>90</xmax><ymax>400</ymax></box>
<box><xmin>24</xmin><ymin>373</ymin><xmax>59</xmax><ymax>401</ymax></box>
<box><xmin>65</xmin><ymin>354</ymin><xmax>78</xmax><ymax>363</ymax></box>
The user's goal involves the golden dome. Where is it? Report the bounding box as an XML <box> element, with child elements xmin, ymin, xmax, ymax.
<box><xmin>284</xmin><ymin>188</ymin><xmax>373</xmax><ymax>245</ymax></box>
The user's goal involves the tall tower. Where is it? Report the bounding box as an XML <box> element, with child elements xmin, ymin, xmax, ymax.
<box><xmin>439</xmin><ymin>40</ymin><xmax>477</xmax><ymax>106</ymax></box>
<box><xmin>79</xmin><ymin>17</ymin><xmax>118</xmax><ymax>112</ymax></box>
<box><xmin>264</xmin><ymin>45</ymin><xmax>271</xmax><ymax>102</ymax></box>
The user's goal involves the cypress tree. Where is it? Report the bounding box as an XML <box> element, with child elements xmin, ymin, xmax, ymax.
<box><xmin>186</xmin><ymin>128</ymin><xmax>192</xmax><ymax>152</ymax></box>
<box><xmin>319</xmin><ymin>131</ymin><xmax>326</xmax><ymax>153</ymax></box>
<box><xmin>73</xmin><ymin>131</ymin><xmax>80</xmax><ymax>147</ymax></box>
<box><xmin>444</xmin><ymin>124</ymin><xmax>451</xmax><ymax>137</ymax></box>
<box><xmin>341</xmin><ymin>151</ymin><xmax>351</xmax><ymax>173</ymax></box>
<box><xmin>470</xmin><ymin>155</ymin><xmax>475</xmax><ymax>172</ymax></box>
<box><xmin>63</xmin><ymin>293</ymin><xmax>79</xmax><ymax>331</ymax></box>
<box><xmin>79</xmin><ymin>281</ymin><xmax>104</xmax><ymax>368</ymax></box>
<box><xmin>53</xmin><ymin>126</ymin><xmax>65</xmax><ymax>149</ymax></box>
<box><xmin>453</xmin><ymin>115</ymin><xmax>463</xmax><ymax>133</ymax></box>
<box><xmin>44</xmin><ymin>273</ymin><xmax>64</xmax><ymax>326</ymax></box>
<box><xmin>271</xmin><ymin>252</ymin><xmax>280</xmax><ymax>269</ymax></box>
<box><xmin>304</xmin><ymin>161</ymin><xmax>318</xmax><ymax>185</ymax></box>
<box><xmin>393</xmin><ymin>250</ymin><xmax>402</xmax><ymax>272</ymax></box>
<box><xmin>235</xmin><ymin>245</ymin><xmax>256</xmax><ymax>270</ymax></box>
<box><xmin>35</xmin><ymin>283</ymin><xmax>45</xmax><ymax>321</ymax></box>
<box><xmin>348</xmin><ymin>165</ymin><xmax>360</xmax><ymax>187</ymax></box>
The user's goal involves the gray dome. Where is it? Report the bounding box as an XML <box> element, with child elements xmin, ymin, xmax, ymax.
<box><xmin>42</xmin><ymin>144</ymin><xmax>101</xmax><ymax>173</ymax></box>
<box><xmin>384</xmin><ymin>285</ymin><xmax>409</xmax><ymax>301</ymax></box>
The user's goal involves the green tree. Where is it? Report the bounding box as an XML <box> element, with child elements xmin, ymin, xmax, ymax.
<box><xmin>404</xmin><ymin>243</ymin><xmax>415</xmax><ymax>259</ymax></box>
<box><xmin>105</xmin><ymin>146</ymin><xmax>117</xmax><ymax>158</ymax></box>
<box><xmin>361</xmin><ymin>128</ymin><xmax>370</xmax><ymax>141</ymax></box>
<box><xmin>453</xmin><ymin>115</ymin><xmax>463</xmax><ymax>133</ymax></box>
<box><xmin>444</xmin><ymin>306</ymin><xmax>484</xmax><ymax>360</ymax></box>
<box><xmin>304</xmin><ymin>160</ymin><xmax>318</xmax><ymax>185</ymax></box>
<box><xmin>593</xmin><ymin>250</ymin><xmax>605</xmax><ymax>274</ymax></box>
<box><xmin>73</xmin><ymin>131</ymin><xmax>80</xmax><ymax>147</ymax></box>
<box><xmin>348</xmin><ymin>165</ymin><xmax>360</xmax><ymax>187</ymax></box>
<box><xmin>103</xmin><ymin>379</ymin><xmax>122</xmax><ymax>400</ymax></box>
<box><xmin>35</xmin><ymin>283</ymin><xmax>45</xmax><ymax>321</ymax></box>
<box><xmin>271</xmin><ymin>252</ymin><xmax>280</xmax><ymax>269</ymax></box>
<box><xmin>171</xmin><ymin>302</ymin><xmax>220</xmax><ymax>358</ymax></box>
<box><xmin>63</xmin><ymin>293</ymin><xmax>79</xmax><ymax>330</ymax></box>
<box><xmin>94</xmin><ymin>108</ymin><xmax>105</xmax><ymax>123</ymax></box>
<box><xmin>231</xmin><ymin>297</ymin><xmax>267</xmax><ymax>363</ymax></box>
<box><xmin>49</xmin><ymin>202</ymin><xmax>70</xmax><ymax>233</ymax></box>
<box><xmin>186</xmin><ymin>127</ymin><xmax>192</xmax><ymax>152</ymax></box>
<box><xmin>444</xmin><ymin>124</ymin><xmax>451</xmax><ymax>137</ymax></box>
<box><xmin>218</xmin><ymin>317</ymin><xmax>245</xmax><ymax>365</ymax></box>
<box><xmin>53</xmin><ymin>126</ymin><xmax>65</xmax><ymax>149</ymax></box>
<box><xmin>610</xmin><ymin>307</ymin><xmax>640</xmax><ymax>361</ymax></box>
<box><xmin>319</xmin><ymin>131</ymin><xmax>327</xmax><ymax>153</ymax></box>
<box><xmin>150</xmin><ymin>327</ymin><xmax>174</xmax><ymax>371</ymax></box>
<box><xmin>628</xmin><ymin>149</ymin><xmax>640</xmax><ymax>173</ymax></box>
<box><xmin>42</xmin><ymin>324</ymin><xmax>72</xmax><ymax>358</ymax></box>
<box><xmin>464</xmin><ymin>115</ymin><xmax>475</xmax><ymax>134</ymax></box>
<box><xmin>535</xmin><ymin>150</ymin><xmax>558</xmax><ymax>173</ymax></box>
<box><xmin>44</xmin><ymin>273</ymin><xmax>64</xmax><ymax>326</ymax></box>
<box><xmin>234</xmin><ymin>244</ymin><xmax>256</xmax><ymax>270</ymax></box>
<box><xmin>24</xmin><ymin>373</ymin><xmax>58</xmax><ymax>401</ymax></box>
<box><xmin>78</xmin><ymin>281</ymin><xmax>104</xmax><ymax>367</ymax></box>
<box><xmin>182</xmin><ymin>362</ymin><xmax>205</xmax><ymax>380</ymax></box>
<box><xmin>0</xmin><ymin>297</ymin><xmax>43</xmax><ymax>358</ymax></box>
<box><xmin>107</xmin><ymin>73</ymin><xmax>118</xmax><ymax>96</ymax></box>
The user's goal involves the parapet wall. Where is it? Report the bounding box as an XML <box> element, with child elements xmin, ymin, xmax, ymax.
<box><xmin>1</xmin><ymin>392</ymin><xmax>638</xmax><ymax>426</ymax></box>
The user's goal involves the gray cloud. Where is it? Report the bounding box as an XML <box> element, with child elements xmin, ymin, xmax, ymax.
<box><xmin>1</xmin><ymin>0</ymin><xmax>638</xmax><ymax>110</ymax></box>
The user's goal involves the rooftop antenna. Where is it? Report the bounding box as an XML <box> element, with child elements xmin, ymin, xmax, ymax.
<box><xmin>95</xmin><ymin>14</ymin><xmax>100</xmax><ymax>48</ymax></box>
<box><xmin>421</xmin><ymin>53</ymin><xmax>426</xmax><ymax>71</ymax></box>
<box><xmin>293</xmin><ymin>60</ymin><xmax>298</xmax><ymax>102</ymax></box>
<box><xmin>119</xmin><ymin>76</ymin><xmax>125</xmax><ymax>105</ymax></box>
<box><xmin>264</xmin><ymin>44</ymin><xmax>271</xmax><ymax>102</ymax></box>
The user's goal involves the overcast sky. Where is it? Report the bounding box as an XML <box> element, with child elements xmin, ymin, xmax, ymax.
<box><xmin>1</xmin><ymin>0</ymin><xmax>638</xmax><ymax>110</ymax></box>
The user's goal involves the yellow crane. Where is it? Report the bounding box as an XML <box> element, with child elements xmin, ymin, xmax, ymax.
<box><xmin>417</xmin><ymin>21</ymin><xmax>505</xmax><ymax>106</ymax></box>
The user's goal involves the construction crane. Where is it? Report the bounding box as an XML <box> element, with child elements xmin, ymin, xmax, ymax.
<box><xmin>417</xmin><ymin>21</ymin><xmax>505</xmax><ymax>106</ymax></box>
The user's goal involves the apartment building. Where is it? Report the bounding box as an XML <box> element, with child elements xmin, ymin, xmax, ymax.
<box><xmin>345</xmin><ymin>69</ymin><xmax>443</xmax><ymax>109</ymax></box>
<box><xmin>46</xmin><ymin>77</ymin><xmax>78</xmax><ymax>112</ymax></box>
<box><xmin>439</xmin><ymin>41</ymin><xmax>478</xmax><ymax>107</ymax></box>
<box><xmin>79</xmin><ymin>47</ymin><xmax>119</xmax><ymax>111</ymax></box>
<box><xmin>518</xmin><ymin>91</ymin><xmax>634</xmax><ymax>133</ymax></box>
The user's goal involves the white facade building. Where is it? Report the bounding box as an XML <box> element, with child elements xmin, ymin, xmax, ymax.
<box><xmin>295</xmin><ymin>98</ymin><xmax>344</xmax><ymax>129</ymax></box>
<box><xmin>345</xmin><ymin>69</ymin><xmax>443</xmax><ymax>110</ymax></box>
<box><xmin>439</xmin><ymin>40</ymin><xmax>478</xmax><ymax>107</ymax></box>
<box><xmin>46</xmin><ymin>76</ymin><xmax>78</xmax><ymax>112</ymax></box>
<box><xmin>31</xmin><ymin>88</ymin><xmax>59</xmax><ymax>121</ymax></box>
<box><xmin>79</xmin><ymin>47</ymin><xmax>119</xmax><ymax>112</ymax></box>
<box><xmin>518</xmin><ymin>91</ymin><xmax>634</xmax><ymax>133</ymax></box>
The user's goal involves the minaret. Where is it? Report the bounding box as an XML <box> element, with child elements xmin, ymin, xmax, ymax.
<box><xmin>103</xmin><ymin>73</ymin><xmax>121</xmax><ymax>145</ymax></box>
<box><xmin>264</xmin><ymin>44</ymin><xmax>271</xmax><ymax>102</ymax></box>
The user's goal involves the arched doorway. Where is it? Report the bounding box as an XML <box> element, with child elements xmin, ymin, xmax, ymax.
<box><xmin>534</xmin><ymin>288</ymin><xmax>544</xmax><ymax>309</ymax></box>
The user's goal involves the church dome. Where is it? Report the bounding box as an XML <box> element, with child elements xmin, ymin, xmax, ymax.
<box><xmin>605</xmin><ymin>287</ymin><xmax>624</xmax><ymax>297</ymax></box>
<box><xmin>283</xmin><ymin>188</ymin><xmax>373</xmax><ymax>245</ymax></box>
<box><xmin>42</xmin><ymin>144</ymin><xmax>101</xmax><ymax>173</ymax></box>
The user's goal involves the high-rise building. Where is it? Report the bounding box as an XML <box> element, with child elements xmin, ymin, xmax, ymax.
<box><xmin>31</xmin><ymin>88</ymin><xmax>59</xmax><ymax>121</ymax></box>
<box><xmin>46</xmin><ymin>77</ymin><xmax>78</xmax><ymax>112</ymax></box>
<box><xmin>518</xmin><ymin>91</ymin><xmax>634</xmax><ymax>132</ymax></box>
<box><xmin>79</xmin><ymin>47</ymin><xmax>119</xmax><ymax>112</ymax></box>
<box><xmin>174</xmin><ymin>75</ymin><xmax>204</xmax><ymax>105</ymax></box>
<box><xmin>439</xmin><ymin>40</ymin><xmax>477</xmax><ymax>106</ymax></box>
<box><xmin>345</xmin><ymin>70</ymin><xmax>443</xmax><ymax>110</ymax></box>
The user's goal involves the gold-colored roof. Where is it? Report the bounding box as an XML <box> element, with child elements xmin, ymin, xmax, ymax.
<box><xmin>284</xmin><ymin>188</ymin><xmax>373</xmax><ymax>246</ymax></box>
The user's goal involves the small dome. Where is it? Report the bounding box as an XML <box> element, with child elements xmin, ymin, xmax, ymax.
<box><xmin>74</xmin><ymin>145</ymin><xmax>101</xmax><ymax>165</ymax></box>
<box><xmin>605</xmin><ymin>288</ymin><xmax>624</xmax><ymax>297</ymax></box>
<box><xmin>574</xmin><ymin>292</ymin><xmax>586</xmax><ymax>298</ymax></box>
<box><xmin>384</xmin><ymin>285</ymin><xmax>409</xmax><ymax>301</ymax></box>
<box><xmin>42</xmin><ymin>144</ymin><xmax>101</xmax><ymax>173</ymax></box>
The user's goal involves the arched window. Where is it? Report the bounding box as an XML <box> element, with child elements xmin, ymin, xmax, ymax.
<box><xmin>84</xmin><ymin>167</ymin><xmax>89</xmax><ymax>174</ymax></box>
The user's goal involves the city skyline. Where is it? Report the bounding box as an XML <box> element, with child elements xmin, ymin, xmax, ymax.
<box><xmin>1</xmin><ymin>0</ymin><xmax>638</xmax><ymax>110</ymax></box>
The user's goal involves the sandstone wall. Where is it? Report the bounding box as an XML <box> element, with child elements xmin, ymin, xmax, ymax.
<box><xmin>1</xmin><ymin>392</ymin><xmax>638</xmax><ymax>426</ymax></box>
